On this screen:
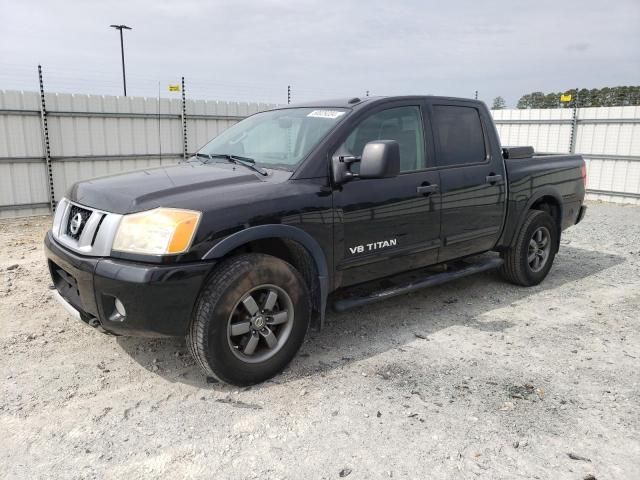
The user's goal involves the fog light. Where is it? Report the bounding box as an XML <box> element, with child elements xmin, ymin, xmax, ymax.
<box><xmin>114</xmin><ymin>298</ymin><xmax>126</xmax><ymax>317</ymax></box>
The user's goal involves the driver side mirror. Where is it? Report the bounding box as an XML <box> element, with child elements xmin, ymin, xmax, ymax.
<box><xmin>333</xmin><ymin>140</ymin><xmax>400</xmax><ymax>184</ymax></box>
<box><xmin>359</xmin><ymin>140</ymin><xmax>400</xmax><ymax>179</ymax></box>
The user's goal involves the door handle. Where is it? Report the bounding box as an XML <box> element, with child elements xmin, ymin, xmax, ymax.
<box><xmin>486</xmin><ymin>174</ymin><xmax>503</xmax><ymax>184</ymax></box>
<box><xmin>417</xmin><ymin>184</ymin><xmax>439</xmax><ymax>195</ymax></box>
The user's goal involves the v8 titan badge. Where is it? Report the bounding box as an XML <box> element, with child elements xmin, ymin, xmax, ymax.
<box><xmin>349</xmin><ymin>238</ymin><xmax>397</xmax><ymax>255</ymax></box>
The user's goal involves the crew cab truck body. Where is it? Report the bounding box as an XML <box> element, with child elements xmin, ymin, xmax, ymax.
<box><xmin>44</xmin><ymin>96</ymin><xmax>587</xmax><ymax>385</ymax></box>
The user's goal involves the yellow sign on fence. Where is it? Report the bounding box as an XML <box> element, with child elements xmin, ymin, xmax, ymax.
<box><xmin>560</xmin><ymin>94</ymin><xmax>572</xmax><ymax>102</ymax></box>
<box><xmin>168</xmin><ymin>84</ymin><xmax>180</xmax><ymax>92</ymax></box>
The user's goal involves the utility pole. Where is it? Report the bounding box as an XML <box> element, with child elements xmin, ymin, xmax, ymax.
<box><xmin>110</xmin><ymin>24</ymin><xmax>132</xmax><ymax>96</ymax></box>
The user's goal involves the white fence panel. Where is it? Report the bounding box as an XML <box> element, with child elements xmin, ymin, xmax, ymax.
<box><xmin>492</xmin><ymin>106</ymin><xmax>640</xmax><ymax>205</ymax></box>
<box><xmin>0</xmin><ymin>90</ymin><xmax>275</xmax><ymax>218</ymax></box>
<box><xmin>2</xmin><ymin>91</ymin><xmax>639</xmax><ymax>218</ymax></box>
<box><xmin>0</xmin><ymin>90</ymin><xmax>50</xmax><ymax>218</ymax></box>
<box><xmin>575</xmin><ymin>107</ymin><xmax>640</xmax><ymax>156</ymax></box>
<box><xmin>492</xmin><ymin>108</ymin><xmax>574</xmax><ymax>153</ymax></box>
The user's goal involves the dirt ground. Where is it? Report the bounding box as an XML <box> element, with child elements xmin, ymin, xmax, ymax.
<box><xmin>1</xmin><ymin>201</ymin><xmax>639</xmax><ymax>480</ymax></box>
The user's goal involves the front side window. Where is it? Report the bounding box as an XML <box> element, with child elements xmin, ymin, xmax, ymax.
<box><xmin>341</xmin><ymin>106</ymin><xmax>426</xmax><ymax>172</ymax></box>
<box><xmin>432</xmin><ymin>105</ymin><xmax>486</xmax><ymax>166</ymax></box>
<box><xmin>198</xmin><ymin>107</ymin><xmax>348</xmax><ymax>170</ymax></box>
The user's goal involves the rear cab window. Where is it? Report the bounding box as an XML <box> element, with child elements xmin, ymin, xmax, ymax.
<box><xmin>432</xmin><ymin>105</ymin><xmax>486</xmax><ymax>167</ymax></box>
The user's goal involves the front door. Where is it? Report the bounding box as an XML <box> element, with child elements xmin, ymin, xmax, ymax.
<box><xmin>332</xmin><ymin>104</ymin><xmax>441</xmax><ymax>288</ymax></box>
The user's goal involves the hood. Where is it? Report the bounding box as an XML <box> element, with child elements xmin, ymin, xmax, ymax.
<box><xmin>68</xmin><ymin>162</ymin><xmax>285</xmax><ymax>214</ymax></box>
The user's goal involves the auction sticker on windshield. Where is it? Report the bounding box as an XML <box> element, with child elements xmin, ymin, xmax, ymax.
<box><xmin>307</xmin><ymin>110</ymin><xmax>346</xmax><ymax>119</ymax></box>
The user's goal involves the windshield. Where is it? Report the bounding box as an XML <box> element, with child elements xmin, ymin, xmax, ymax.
<box><xmin>196</xmin><ymin>107</ymin><xmax>348</xmax><ymax>171</ymax></box>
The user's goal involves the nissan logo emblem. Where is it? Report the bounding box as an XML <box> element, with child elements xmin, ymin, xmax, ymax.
<box><xmin>69</xmin><ymin>212</ymin><xmax>84</xmax><ymax>235</ymax></box>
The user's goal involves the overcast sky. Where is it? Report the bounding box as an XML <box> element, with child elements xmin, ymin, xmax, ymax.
<box><xmin>1</xmin><ymin>0</ymin><xmax>639</xmax><ymax>106</ymax></box>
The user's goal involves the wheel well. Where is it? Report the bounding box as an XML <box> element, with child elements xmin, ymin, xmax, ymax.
<box><xmin>225</xmin><ymin>237</ymin><xmax>321</xmax><ymax>316</ymax></box>
<box><xmin>530</xmin><ymin>196</ymin><xmax>562</xmax><ymax>249</ymax></box>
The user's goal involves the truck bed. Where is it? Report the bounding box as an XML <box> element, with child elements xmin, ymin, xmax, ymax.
<box><xmin>499</xmin><ymin>148</ymin><xmax>586</xmax><ymax>247</ymax></box>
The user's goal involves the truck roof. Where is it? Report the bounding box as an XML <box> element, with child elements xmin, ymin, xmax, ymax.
<box><xmin>283</xmin><ymin>95</ymin><xmax>484</xmax><ymax>110</ymax></box>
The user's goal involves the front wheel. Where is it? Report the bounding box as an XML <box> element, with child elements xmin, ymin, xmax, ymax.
<box><xmin>188</xmin><ymin>253</ymin><xmax>310</xmax><ymax>385</ymax></box>
<box><xmin>500</xmin><ymin>210</ymin><xmax>557</xmax><ymax>286</ymax></box>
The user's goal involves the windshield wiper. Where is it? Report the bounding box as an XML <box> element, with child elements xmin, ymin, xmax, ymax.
<box><xmin>193</xmin><ymin>152</ymin><xmax>214</xmax><ymax>162</ymax></box>
<box><xmin>204</xmin><ymin>153</ymin><xmax>268</xmax><ymax>176</ymax></box>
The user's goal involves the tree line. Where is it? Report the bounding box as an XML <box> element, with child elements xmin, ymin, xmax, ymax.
<box><xmin>491</xmin><ymin>86</ymin><xmax>640</xmax><ymax>110</ymax></box>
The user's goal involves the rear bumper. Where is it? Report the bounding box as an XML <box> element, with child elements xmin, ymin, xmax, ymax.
<box><xmin>44</xmin><ymin>231</ymin><xmax>215</xmax><ymax>337</ymax></box>
<box><xmin>575</xmin><ymin>205</ymin><xmax>587</xmax><ymax>225</ymax></box>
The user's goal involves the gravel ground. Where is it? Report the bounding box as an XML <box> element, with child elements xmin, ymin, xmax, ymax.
<box><xmin>1</xmin><ymin>201</ymin><xmax>639</xmax><ymax>480</ymax></box>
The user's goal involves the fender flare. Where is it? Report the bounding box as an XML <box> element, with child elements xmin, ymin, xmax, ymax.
<box><xmin>202</xmin><ymin>224</ymin><xmax>330</xmax><ymax>326</ymax></box>
<box><xmin>511</xmin><ymin>187</ymin><xmax>564</xmax><ymax>249</ymax></box>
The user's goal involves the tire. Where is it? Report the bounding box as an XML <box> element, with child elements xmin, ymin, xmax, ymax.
<box><xmin>500</xmin><ymin>210</ymin><xmax>557</xmax><ymax>286</ymax></box>
<box><xmin>188</xmin><ymin>253</ymin><xmax>310</xmax><ymax>385</ymax></box>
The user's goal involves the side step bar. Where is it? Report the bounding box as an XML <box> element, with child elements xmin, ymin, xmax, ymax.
<box><xmin>332</xmin><ymin>257</ymin><xmax>504</xmax><ymax>312</ymax></box>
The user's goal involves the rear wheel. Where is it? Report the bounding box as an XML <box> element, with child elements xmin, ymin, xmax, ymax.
<box><xmin>188</xmin><ymin>253</ymin><xmax>310</xmax><ymax>385</ymax></box>
<box><xmin>500</xmin><ymin>210</ymin><xmax>557</xmax><ymax>286</ymax></box>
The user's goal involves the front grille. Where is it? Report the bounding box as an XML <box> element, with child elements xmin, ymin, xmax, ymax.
<box><xmin>52</xmin><ymin>198</ymin><xmax>122</xmax><ymax>257</ymax></box>
<box><xmin>65</xmin><ymin>205</ymin><xmax>93</xmax><ymax>240</ymax></box>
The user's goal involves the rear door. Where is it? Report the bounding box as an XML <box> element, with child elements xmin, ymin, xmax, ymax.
<box><xmin>427</xmin><ymin>101</ymin><xmax>506</xmax><ymax>262</ymax></box>
<box><xmin>332</xmin><ymin>102</ymin><xmax>441</xmax><ymax>288</ymax></box>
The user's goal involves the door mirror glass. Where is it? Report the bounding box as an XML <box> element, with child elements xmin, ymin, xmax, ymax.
<box><xmin>359</xmin><ymin>140</ymin><xmax>400</xmax><ymax>179</ymax></box>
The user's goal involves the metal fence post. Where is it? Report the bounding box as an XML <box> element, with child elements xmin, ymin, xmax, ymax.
<box><xmin>38</xmin><ymin>65</ymin><xmax>56</xmax><ymax>212</ymax></box>
<box><xmin>569</xmin><ymin>87</ymin><xmax>579</xmax><ymax>153</ymax></box>
<box><xmin>157</xmin><ymin>81</ymin><xmax>162</xmax><ymax>161</ymax></box>
<box><xmin>181</xmin><ymin>76</ymin><xmax>188</xmax><ymax>160</ymax></box>
<box><xmin>286</xmin><ymin>85</ymin><xmax>292</xmax><ymax>154</ymax></box>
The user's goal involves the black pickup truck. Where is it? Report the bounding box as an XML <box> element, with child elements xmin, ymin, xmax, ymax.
<box><xmin>44</xmin><ymin>96</ymin><xmax>587</xmax><ymax>385</ymax></box>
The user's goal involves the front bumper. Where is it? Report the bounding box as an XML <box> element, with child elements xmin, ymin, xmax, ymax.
<box><xmin>44</xmin><ymin>231</ymin><xmax>215</xmax><ymax>337</ymax></box>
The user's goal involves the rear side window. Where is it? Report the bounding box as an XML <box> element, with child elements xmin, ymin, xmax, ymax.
<box><xmin>432</xmin><ymin>105</ymin><xmax>486</xmax><ymax>166</ymax></box>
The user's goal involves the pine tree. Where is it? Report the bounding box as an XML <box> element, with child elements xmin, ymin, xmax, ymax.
<box><xmin>543</xmin><ymin>93</ymin><xmax>559</xmax><ymax>108</ymax></box>
<box><xmin>491</xmin><ymin>96</ymin><xmax>506</xmax><ymax>110</ymax></box>
<box><xmin>516</xmin><ymin>94</ymin><xmax>532</xmax><ymax>109</ymax></box>
<box><xmin>516</xmin><ymin>86</ymin><xmax>639</xmax><ymax>109</ymax></box>
<box><xmin>530</xmin><ymin>92</ymin><xmax>545</xmax><ymax>108</ymax></box>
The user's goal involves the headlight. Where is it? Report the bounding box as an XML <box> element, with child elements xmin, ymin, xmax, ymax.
<box><xmin>112</xmin><ymin>208</ymin><xmax>201</xmax><ymax>255</ymax></box>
